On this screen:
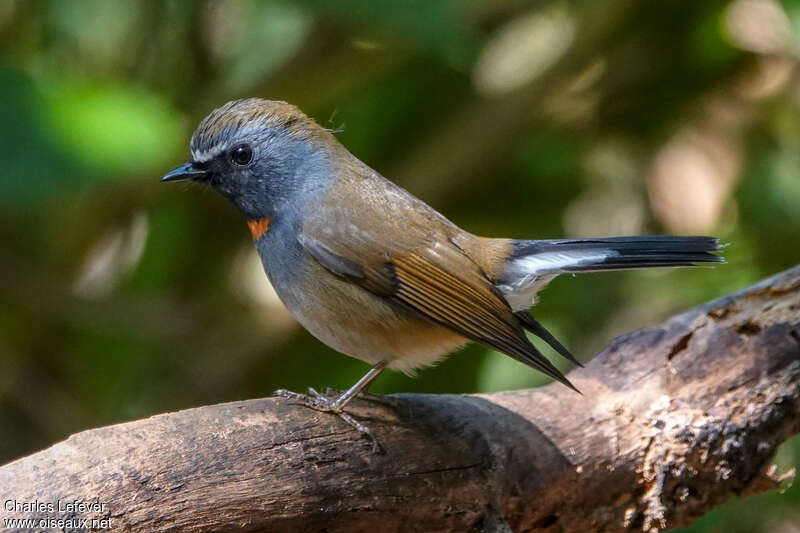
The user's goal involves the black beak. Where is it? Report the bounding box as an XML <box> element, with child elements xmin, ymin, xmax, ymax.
<box><xmin>161</xmin><ymin>162</ymin><xmax>207</xmax><ymax>182</ymax></box>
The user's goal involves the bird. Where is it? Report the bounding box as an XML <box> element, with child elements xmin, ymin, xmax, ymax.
<box><xmin>162</xmin><ymin>98</ymin><xmax>723</xmax><ymax>441</ymax></box>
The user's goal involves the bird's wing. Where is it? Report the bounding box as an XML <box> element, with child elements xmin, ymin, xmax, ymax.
<box><xmin>296</xmin><ymin>222</ymin><xmax>576</xmax><ymax>390</ymax></box>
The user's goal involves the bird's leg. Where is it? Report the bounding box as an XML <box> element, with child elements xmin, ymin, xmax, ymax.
<box><xmin>273</xmin><ymin>361</ymin><xmax>388</xmax><ymax>449</ymax></box>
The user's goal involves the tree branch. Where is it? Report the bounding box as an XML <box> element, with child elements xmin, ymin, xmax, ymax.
<box><xmin>1</xmin><ymin>266</ymin><xmax>799</xmax><ymax>532</ymax></box>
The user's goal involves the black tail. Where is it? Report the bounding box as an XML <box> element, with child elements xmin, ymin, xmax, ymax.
<box><xmin>511</xmin><ymin>235</ymin><xmax>724</xmax><ymax>272</ymax></box>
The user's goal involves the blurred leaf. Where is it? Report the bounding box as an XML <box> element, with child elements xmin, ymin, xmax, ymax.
<box><xmin>305</xmin><ymin>0</ymin><xmax>479</xmax><ymax>67</ymax></box>
<box><xmin>224</xmin><ymin>2</ymin><xmax>312</xmax><ymax>91</ymax></box>
<box><xmin>128</xmin><ymin>202</ymin><xmax>192</xmax><ymax>293</ymax></box>
<box><xmin>0</xmin><ymin>68</ymin><xmax>82</xmax><ymax>207</ymax></box>
<box><xmin>46</xmin><ymin>0</ymin><xmax>141</xmax><ymax>69</ymax></box>
<box><xmin>689</xmin><ymin>2</ymin><xmax>742</xmax><ymax>71</ymax></box>
<box><xmin>41</xmin><ymin>81</ymin><xmax>183</xmax><ymax>176</ymax></box>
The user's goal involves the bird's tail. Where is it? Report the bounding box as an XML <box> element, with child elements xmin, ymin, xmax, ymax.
<box><xmin>512</xmin><ymin>235</ymin><xmax>724</xmax><ymax>272</ymax></box>
<box><xmin>498</xmin><ymin>235</ymin><xmax>724</xmax><ymax>312</ymax></box>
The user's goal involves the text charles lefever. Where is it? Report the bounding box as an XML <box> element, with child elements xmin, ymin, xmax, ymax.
<box><xmin>4</xmin><ymin>499</ymin><xmax>107</xmax><ymax>513</ymax></box>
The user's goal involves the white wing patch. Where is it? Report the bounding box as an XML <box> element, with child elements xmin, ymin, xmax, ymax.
<box><xmin>498</xmin><ymin>250</ymin><xmax>616</xmax><ymax>311</ymax></box>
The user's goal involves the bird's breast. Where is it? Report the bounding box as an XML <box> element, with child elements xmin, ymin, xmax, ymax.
<box><xmin>253</xmin><ymin>228</ymin><xmax>466</xmax><ymax>372</ymax></box>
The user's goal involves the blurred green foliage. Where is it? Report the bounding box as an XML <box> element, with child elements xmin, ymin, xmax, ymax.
<box><xmin>0</xmin><ymin>0</ymin><xmax>798</xmax><ymax>530</ymax></box>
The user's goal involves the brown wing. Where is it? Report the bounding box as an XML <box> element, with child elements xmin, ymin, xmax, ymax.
<box><xmin>297</xmin><ymin>230</ymin><xmax>576</xmax><ymax>390</ymax></box>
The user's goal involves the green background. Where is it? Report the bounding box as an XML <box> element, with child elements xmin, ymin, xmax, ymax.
<box><xmin>0</xmin><ymin>1</ymin><xmax>798</xmax><ymax>530</ymax></box>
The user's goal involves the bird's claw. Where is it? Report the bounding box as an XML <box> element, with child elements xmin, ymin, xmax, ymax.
<box><xmin>272</xmin><ymin>388</ymin><xmax>383</xmax><ymax>453</ymax></box>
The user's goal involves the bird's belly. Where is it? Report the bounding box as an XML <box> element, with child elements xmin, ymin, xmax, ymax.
<box><xmin>296</xmin><ymin>303</ymin><xmax>468</xmax><ymax>373</ymax></box>
<box><xmin>266</xmin><ymin>257</ymin><xmax>467</xmax><ymax>373</ymax></box>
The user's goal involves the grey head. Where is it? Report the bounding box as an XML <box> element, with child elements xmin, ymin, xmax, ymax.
<box><xmin>162</xmin><ymin>98</ymin><xmax>335</xmax><ymax>221</ymax></box>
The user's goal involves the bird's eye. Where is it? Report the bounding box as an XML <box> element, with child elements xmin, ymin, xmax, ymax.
<box><xmin>230</xmin><ymin>144</ymin><xmax>253</xmax><ymax>166</ymax></box>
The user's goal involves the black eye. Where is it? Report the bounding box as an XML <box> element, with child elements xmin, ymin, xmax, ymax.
<box><xmin>230</xmin><ymin>144</ymin><xmax>253</xmax><ymax>166</ymax></box>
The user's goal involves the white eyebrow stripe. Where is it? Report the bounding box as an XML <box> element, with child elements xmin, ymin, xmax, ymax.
<box><xmin>192</xmin><ymin>146</ymin><xmax>224</xmax><ymax>163</ymax></box>
<box><xmin>190</xmin><ymin>122</ymin><xmax>265</xmax><ymax>163</ymax></box>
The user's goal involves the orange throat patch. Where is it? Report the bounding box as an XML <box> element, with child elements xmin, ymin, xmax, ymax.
<box><xmin>247</xmin><ymin>217</ymin><xmax>272</xmax><ymax>240</ymax></box>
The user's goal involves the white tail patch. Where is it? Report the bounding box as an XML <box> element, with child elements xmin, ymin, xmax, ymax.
<box><xmin>498</xmin><ymin>250</ymin><xmax>616</xmax><ymax>311</ymax></box>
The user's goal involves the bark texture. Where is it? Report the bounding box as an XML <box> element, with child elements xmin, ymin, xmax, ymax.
<box><xmin>1</xmin><ymin>266</ymin><xmax>799</xmax><ymax>533</ymax></box>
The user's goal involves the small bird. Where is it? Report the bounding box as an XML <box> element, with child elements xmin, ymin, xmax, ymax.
<box><xmin>163</xmin><ymin>98</ymin><xmax>722</xmax><ymax>439</ymax></box>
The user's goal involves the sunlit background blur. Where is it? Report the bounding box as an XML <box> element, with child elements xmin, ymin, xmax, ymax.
<box><xmin>0</xmin><ymin>1</ymin><xmax>798</xmax><ymax>530</ymax></box>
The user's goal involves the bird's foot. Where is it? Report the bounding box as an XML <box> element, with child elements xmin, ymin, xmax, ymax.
<box><xmin>272</xmin><ymin>388</ymin><xmax>382</xmax><ymax>452</ymax></box>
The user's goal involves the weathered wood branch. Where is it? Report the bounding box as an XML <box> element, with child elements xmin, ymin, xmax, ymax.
<box><xmin>1</xmin><ymin>267</ymin><xmax>799</xmax><ymax>532</ymax></box>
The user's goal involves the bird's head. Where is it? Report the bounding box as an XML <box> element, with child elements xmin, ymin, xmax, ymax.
<box><xmin>162</xmin><ymin>98</ymin><xmax>335</xmax><ymax>221</ymax></box>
